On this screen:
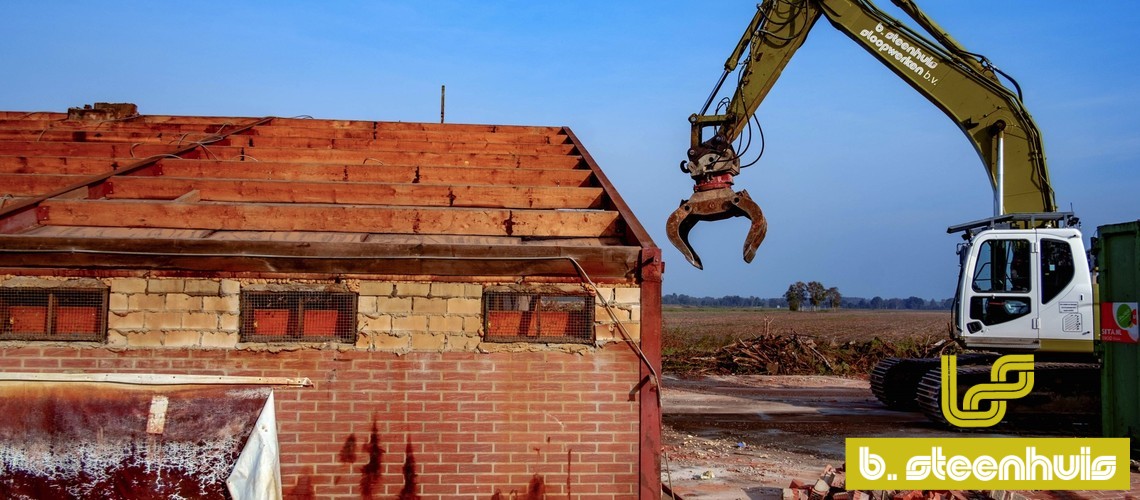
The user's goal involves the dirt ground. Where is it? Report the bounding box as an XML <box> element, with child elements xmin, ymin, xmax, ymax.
<box><xmin>658</xmin><ymin>374</ymin><xmax>1139</xmax><ymax>500</ymax></box>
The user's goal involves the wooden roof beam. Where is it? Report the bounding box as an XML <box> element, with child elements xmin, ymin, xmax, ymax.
<box><xmin>0</xmin><ymin>174</ymin><xmax>90</xmax><ymax>197</ymax></box>
<box><xmin>0</xmin><ymin>141</ymin><xmax>584</xmax><ymax>169</ymax></box>
<box><xmin>243</xmin><ymin>127</ymin><xmax>568</xmax><ymax>144</ymax></box>
<box><xmin>0</xmin><ymin>116</ymin><xmax>273</xmax><ymax>234</ymax></box>
<box><xmin>36</xmin><ymin>199</ymin><xmax>622</xmax><ymax>238</ymax></box>
<box><xmin>152</xmin><ymin>160</ymin><xmax>596</xmax><ymax>187</ymax></box>
<box><xmin>199</xmin><ymin>146</ymin><xmax>584</xmax><ymax>169</ymax></box>
<box><xmin>0</xmin><ymin>156</ymin><xmax>145</xmax><ymax>175</ymax></box>
<box><xmin>105</xmin><ymin>177</ymin><xmax>605</xmax><ymax>210</ymax></box>
<box><xmin>212</xmin><ymin>136</ymin><xmax>576</xmax><ymax>156</ymax></box>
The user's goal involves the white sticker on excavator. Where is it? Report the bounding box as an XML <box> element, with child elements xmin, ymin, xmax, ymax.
<box><xmin>1062</xmin><ymin>313</ymin><xmax>1082</xmax><ymax>332</ymax></box>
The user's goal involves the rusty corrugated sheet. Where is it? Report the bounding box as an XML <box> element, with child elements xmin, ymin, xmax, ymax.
<box><xmin>0</xmin><ymin>383</ymin><xmax>269</xmax><ymax>498</ymax></box>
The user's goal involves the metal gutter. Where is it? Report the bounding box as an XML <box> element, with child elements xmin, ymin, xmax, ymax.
<box><xmin>0</xmin><ymin>372</ymin><xmax>312</xmax><ymax>386</ymax></box>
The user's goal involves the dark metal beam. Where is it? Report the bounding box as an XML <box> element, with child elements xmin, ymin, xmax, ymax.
<box><xmin>0</xmin><ymin>236</ymin><xmax>641</xmax><ymax>279</ymax></box>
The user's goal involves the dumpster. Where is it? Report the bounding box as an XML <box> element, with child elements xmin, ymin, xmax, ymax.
<box><xmin>1098</xmin><ymin>220</ymin><xmax>1140</xmax><ymax>458</ymax></box>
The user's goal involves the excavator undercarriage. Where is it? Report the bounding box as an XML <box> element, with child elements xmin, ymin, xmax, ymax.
<box><xmin>872</xmin><ymin>355</ymin><xmax>1101</xmax><ymax>434</ymax></box>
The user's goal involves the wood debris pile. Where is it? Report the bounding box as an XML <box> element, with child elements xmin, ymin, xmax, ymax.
<box><xmin>667</xmin><ymin>334</ymin><xmax>951</xmax><ymax>376</ymax></box>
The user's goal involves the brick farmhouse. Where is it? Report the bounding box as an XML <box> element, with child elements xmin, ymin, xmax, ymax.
<box><xmin>0</xmin><ymin>104</ymin><xmax>664</xmax><ymax>499</ymax></box>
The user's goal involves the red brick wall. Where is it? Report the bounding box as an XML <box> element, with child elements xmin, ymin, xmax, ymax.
<box><xmin>0</xmin><ymin>344</ymin><xmax>643</xmax><ymax>499</ymax></box>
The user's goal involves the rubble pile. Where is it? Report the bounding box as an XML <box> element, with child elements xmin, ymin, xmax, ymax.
<box><xmin>666</xmin><ymin>334</ymin><xmax>952</xmax><ymax>376</ymax></box>
<box><xmin>782</xmin><ymin>465</ymin><xmax>994</xmax><ymax>500</ymax></box>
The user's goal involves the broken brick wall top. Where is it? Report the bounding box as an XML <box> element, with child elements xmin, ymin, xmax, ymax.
<box><xmin>0</xmin><ymin>106</ymin><xmax>656</xmax><ymax>283</ymax></box>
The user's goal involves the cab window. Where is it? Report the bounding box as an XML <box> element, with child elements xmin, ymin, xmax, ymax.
<box><xmin>971</xmin><ymin>239</ymin><xmax>1031</xmax><ymax>293</ymax></box>
<box><xmin>1040</xmin><ymin>238</ymin><xmax>1075</xmax><ymax>304</ymax></box>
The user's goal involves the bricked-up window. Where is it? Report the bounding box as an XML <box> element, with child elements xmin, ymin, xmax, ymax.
<box><xmin>240</xmin><ymin>291</ymin><xmax>357</xmax><ymax>343</ymax></box>
<box><xmin>0</xmin><ymin>287</ymin><xmax>108</xmax><ymax>341</ymax></box>
<box><xmin>483</xmin><ymin>291</ymin><xmax>593</xmax><ymax>343</ymax></box>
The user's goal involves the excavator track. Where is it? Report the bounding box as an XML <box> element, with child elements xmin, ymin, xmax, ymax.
<box><xmin>870</xmin><ymin>357</ymin><xmax>939</xmax><ymax>410</ymax></box>
<box><xmin>870</xmin><ymin>354</ymin><xmax>997</xmax><ymax>411</ymax></box>
<box><xmin>915</xmin><ymin>361</ymin><xmax>1101</xmax><ymax>434</ymax></box>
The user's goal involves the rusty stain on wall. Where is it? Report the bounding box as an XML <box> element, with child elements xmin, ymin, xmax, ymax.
<box><xmin>338</xmin><ymin>434</ymin><xmax>357</xmax><ymax>464</ymax></box>
<box><xmin>0</xmin><ymin>383</ymin><xmax>268</xmax><ymax>499</ymax></box>
<box><xmin>398</xmin><ymin>440</ymin><xmax>419</xmax><ymax>500</ymax></box>
<box><xmin>359</xmin><ymin>422</ymin><xmax>384</xmax><ymax>499</ymax></box>
<box><xmin>490</xmin><ymin>474</ymin><xmax>546</xmax><ymax>500</ymax></box>
<box><xmin>286</xmin><ymin>475</ymin><xmax>315</xmax><ymax>500</ymax></box>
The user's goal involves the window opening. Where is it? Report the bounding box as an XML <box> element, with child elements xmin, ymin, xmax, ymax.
<box><xmin>0</xmin><ymin>287</ymin><xmax>108</xmax><ymax>341</ymax></box>
<box><xmin>1040</xmin><ymin>238</ymin><xmax>1075</xmax><ymax>304</ymax></box>
<box><xmin>972</xmin><ymin>239</ymin><xmax>1032</xmax><ymax>293</ymax></box>
<box><xmin>483</xmin><ymin>291</ymin><xmax>593</xmax><ymax>343</ymax></box>
<box><xmin>240</xmin><ymin>291</ymin><xmax>357</xmax><ymax>343</ymax></box>
<box><xmin>969</xmin><ymin>238</ymin><xmax>1033</xmax><ymax>326</ymax></box>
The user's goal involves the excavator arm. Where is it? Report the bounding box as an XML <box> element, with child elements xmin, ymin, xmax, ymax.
<box><xmin>667</xmin><ymin>0</ymin><xmax>1056</xmax><ymax>269</ymax></box>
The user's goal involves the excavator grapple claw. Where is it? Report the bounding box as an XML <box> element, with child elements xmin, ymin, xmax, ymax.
<box><xmin>666</xmin><ymin>187</ymin><xmax>767</xmax><ymax>269</ymax></box>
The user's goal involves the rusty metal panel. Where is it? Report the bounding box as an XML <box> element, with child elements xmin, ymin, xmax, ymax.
<box><xmin>638</xmin><ymin>248</ymin><xmax>664</xmax><ymax>500</ymax></box>
<box><xmin>0</xmin><ymin>383</ymin><xmax>269</xmax><ymax>499</ymax></box>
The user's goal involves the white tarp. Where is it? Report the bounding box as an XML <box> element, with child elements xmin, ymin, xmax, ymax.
<box><xmin>226</xmin><ymin>391</ymin><xmax>282</xmax><ymax>500</ymax></box>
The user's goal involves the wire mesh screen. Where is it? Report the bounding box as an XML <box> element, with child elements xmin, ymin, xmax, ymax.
<box><xmin>240</xmin><ymin>291</ymin><xmax>357</xmax><ymax>343</ymax></box>
<box><xmin>0</xmin><ymin>287</ymin><xmax>108</xmax><ymax>341</ymax></box>
<box><xmin>483</xmin><ymin>291</ymin><xmax>594</xmax><ymax>343</ymax></box>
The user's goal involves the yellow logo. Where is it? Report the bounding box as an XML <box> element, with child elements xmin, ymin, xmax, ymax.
<box><xmin>941</xmin><ymin>354</ymin><xmax>1034</xmax><ymax>428</ymax></box>
<box><xmin>845</xmin><ymin>437</ymin><xmax>1130</xmax><ymax>490</ymax></box>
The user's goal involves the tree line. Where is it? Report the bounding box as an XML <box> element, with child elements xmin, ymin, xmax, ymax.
<box><xmin>663</xmin><ymin>288</ymin><xmax>952</xmax><ymax>311</ymax></box>
<box><xmin>783</xmin><ymin>281</ymin><xmax>840</xmax><ymax>311</ymax></box>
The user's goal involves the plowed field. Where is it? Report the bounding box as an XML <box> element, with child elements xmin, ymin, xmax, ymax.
<box><xmin>665</xmin><ymin>307</ymin><xmax>949</xmax><ymax>344</ymax></box>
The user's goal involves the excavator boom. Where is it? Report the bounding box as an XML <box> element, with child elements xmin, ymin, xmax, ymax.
<box><xmin>667</xmin><ymin>0</ymin><xmax>1056</xmax><ymax>268</ymax></box>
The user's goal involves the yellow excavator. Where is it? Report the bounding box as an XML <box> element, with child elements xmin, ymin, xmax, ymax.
<box><xmin>665</xmin><ymin>0</ymin><xmax>1099</xmax><ymax>429</ymax></box>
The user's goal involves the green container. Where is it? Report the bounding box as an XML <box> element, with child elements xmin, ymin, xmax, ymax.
<box><xmin>1098</xmin><ymin>221</ymin><xmax>1140</xmax><ymax>456</ymax></box>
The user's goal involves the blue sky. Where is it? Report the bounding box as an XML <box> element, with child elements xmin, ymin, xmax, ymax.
<box><xmin>4</xmin><ymin>1</ymin><xmax>1138</xmax><ymax>300</ymax></box>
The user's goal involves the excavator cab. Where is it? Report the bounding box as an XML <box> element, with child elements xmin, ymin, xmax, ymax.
<box><xmin>947</xmin><ymin>213</ymin><xmax>1093</xmax><ymax>353</ymax></box>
